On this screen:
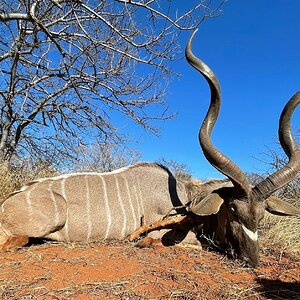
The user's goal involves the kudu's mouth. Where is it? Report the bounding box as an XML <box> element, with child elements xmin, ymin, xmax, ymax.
<box><xmin>242</xmin><ymin>256</ymin><xmax>259</xmax><ymax>268</ymax></box>
<box><xmin>228</xmin><ymin>240</ymin><xmax>259</xmax><ymax>268</ymax></box>
<box><xmin>223</xmin><ymin>248</ymin><xmax>257</xmax><ymax>268</ymax></box>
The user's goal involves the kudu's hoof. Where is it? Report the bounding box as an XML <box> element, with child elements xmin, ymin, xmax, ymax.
<box><xmin>0</xmin><ymin>235</ymin><xmax>29</xmax><ymax>251</ymax></box>
<box><xmin>136</xmin><ymin>237</ymin><xmax>162</xmax><ymax>248</ymax></box>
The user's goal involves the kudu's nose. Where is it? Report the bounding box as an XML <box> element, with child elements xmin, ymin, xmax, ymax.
<box><xmin>242</xmin><ymin>255</ymin><xmax>259</xmax><ymax>268</ymax></box>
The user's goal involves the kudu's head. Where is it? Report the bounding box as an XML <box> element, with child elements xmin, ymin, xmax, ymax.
<box><xmin>186</xmin><ymin>30</ymin><xmax>300</xmax><ymax>267</ymax></box>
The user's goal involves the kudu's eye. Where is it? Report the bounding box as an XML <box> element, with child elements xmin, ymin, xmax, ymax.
<box><xmin>229</xmin><ymin>205</ymin><xmax>237</xmax><ymax>217</ymax></box>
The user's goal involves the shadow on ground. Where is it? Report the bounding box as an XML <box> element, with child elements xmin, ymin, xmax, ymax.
<box><xmin>257</xmin><ymin>278</ymin><xmax>300</xmax><ymax>299</ymax></box>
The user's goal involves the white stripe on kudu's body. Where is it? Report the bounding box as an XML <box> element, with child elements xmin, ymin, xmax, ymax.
<box><xmin>115</xmin><ymin>177</ymin><xmax>127</xmax><ymax>238</ymax></box>
<box><xmin>47</xmin><ymin>182</ymin><xmax>60</xmax><ymax>229</ymax></box>
<box><xmin>60</xmin><ymin>178</ymin><xmax>70</xmax><ymax>242</ymax></box>
<box><xmin>124</xmin><ymin>176</ymin><xmax>137</xmax><ymax>231</ymax></box>
<box><xmin>84</xmin><ymin>175</ymin><xmax>92</xmax><ymax>241</ymax></box>
<box><xmin>99</xmin><ymin>175</ymin><xmax>112</xmax><ymax>239</ymax></box>
<box><xmin>25</xmin><ymin>189</ymin><xmax>33</xmax><ymax>219</ymax></box>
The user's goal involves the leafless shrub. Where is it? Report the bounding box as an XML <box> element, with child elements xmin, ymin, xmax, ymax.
<box><xmin>0</xmin><ymin>157</ymin><xmax>57</xmax><ymax>200</ymax></box>
<box><xmin>157</xmin><ymin>157</ymin><xmax>193</xmax><ymax>181</ymax></box>
<box><xmin>0</xmin><ymin>164</ymin><xmax>20</xmax><ymax>200</ymax></box>
<box><xmin>72</xmin><ymin>141</ymin><xmax>141</xmax><ymax>172</ymax></box>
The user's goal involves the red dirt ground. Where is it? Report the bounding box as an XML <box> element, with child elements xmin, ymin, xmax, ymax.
<box><xmin>0</xmin><ymin>240</ymin><xmax>299</xmax><ymax>299</ymax></box>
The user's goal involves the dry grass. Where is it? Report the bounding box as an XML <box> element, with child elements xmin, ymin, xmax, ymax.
<box><xmin>0</xmin><ymin>164</ymin><xmax>21</xmax><ymax>200</ymax></box>
<box><xmin>0</xmin><ymin>279</ymin><xmax>255</xmax><ymax>300</ymax></box>
<box><xmin>260</xmin><ymin>212</ymin><xmax>300</xmax><ymax>255</ymax></box>
<box><xmin>0</xmin><ymin>163</ymin><xmax>58</xmax><ymax>200</ymax></box>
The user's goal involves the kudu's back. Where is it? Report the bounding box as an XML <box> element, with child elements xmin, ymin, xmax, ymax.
<box><xmin>0</xmin><ymin>163</ymin><xmax>189</xmax><ymax>243</ymax></box>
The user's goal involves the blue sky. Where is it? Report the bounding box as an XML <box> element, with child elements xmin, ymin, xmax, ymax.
<box><xmin>130</xmin><ymin>1</ymin><xmax>300</xmax><ymax>179</ymax></box>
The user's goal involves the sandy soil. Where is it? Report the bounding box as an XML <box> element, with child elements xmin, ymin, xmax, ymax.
<box><xmin>0</xmin><ymin>240</ymin><xmax>299</xmax><ymax>299</ymax></box>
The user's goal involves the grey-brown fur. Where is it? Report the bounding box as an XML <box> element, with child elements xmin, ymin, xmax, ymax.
<box><xmin>0</xmin><ymin>163</ymin><xmax>196</xmax><ymax>243</ymax></box>
<box><xmin>0</xmin><ymin>161</ymin><xmax>236</xmax><ymax>249</ymax></box>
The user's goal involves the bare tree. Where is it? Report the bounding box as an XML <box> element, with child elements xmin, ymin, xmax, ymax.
<box><xmin>262</xmin><ymin>147</ymin><xmax>300</xmax><ymax>202</ymax></box>
<box><xmin>158</xmin><ymin>157</ymin><xmax>193</xmax><ymax>181</ymax></box>
<box><xmin>254</xmin><ymin>130</ymin><xmax>300</xmax><ymax>202</ymax></box>
<box><xmin>73</xmin><ymin>141</ymin><xmax>141</xmax><ymax>172</ymax></box>
<box><xmin>0</xmin><ymin>0</ymin><xmax>224</xmax><ymax>164</ymax></box>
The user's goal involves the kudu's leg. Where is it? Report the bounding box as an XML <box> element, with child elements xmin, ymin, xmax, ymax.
<box><xmin>0</xmin><ymin>191</ymin><xmax>67</xmax><ymax>250</ymax></box>
<box><xmin>127</xmin><ymin>215</ymin><xmax>188</xmax><ymax>241</ymax></box>
<box><xmin>136</xmin><ymin>236</ymin><xmax>164</xmax><ymax>248</ymax></box>
<box><xmin>128</xmin><ymin>214</ymin><xmax>199</xmax><ymax>249</ymax></box>
<box><xmin>0</xmin><ymin>227</ymin><xmax>29</xmax><ymax>251</ymax></box>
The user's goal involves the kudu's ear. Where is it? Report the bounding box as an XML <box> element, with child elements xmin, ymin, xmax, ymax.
<box><xmin>189</xmin><ymin>193</ymin><xmax>224</xmax><ymax>216</ymax></box>
<box><xmin>265</xmin><ymin>196</ymin><xmax>300</xmax><ymax>216</ymax></box>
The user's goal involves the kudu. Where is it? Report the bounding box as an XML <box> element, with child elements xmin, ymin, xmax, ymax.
<box><xmin>0</xmin><ymin>31</ymin><xmax>300</xmax><ymax>267</ymax></box>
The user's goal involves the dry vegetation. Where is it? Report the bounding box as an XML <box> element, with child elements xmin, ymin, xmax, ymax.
<box><xmin>0</xmin><ymin>161</ymin><xmax>57</xmax><ymax>200</ymax></box>
<box><xmin>260</xmin><ymin>180</ymin><xmax>300</xmax><ymax>256</ymax></box>
<box><xmin>261</xmin><ymin>213</ymin><xmax>300</xmax><ymax>256</ymax></box>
